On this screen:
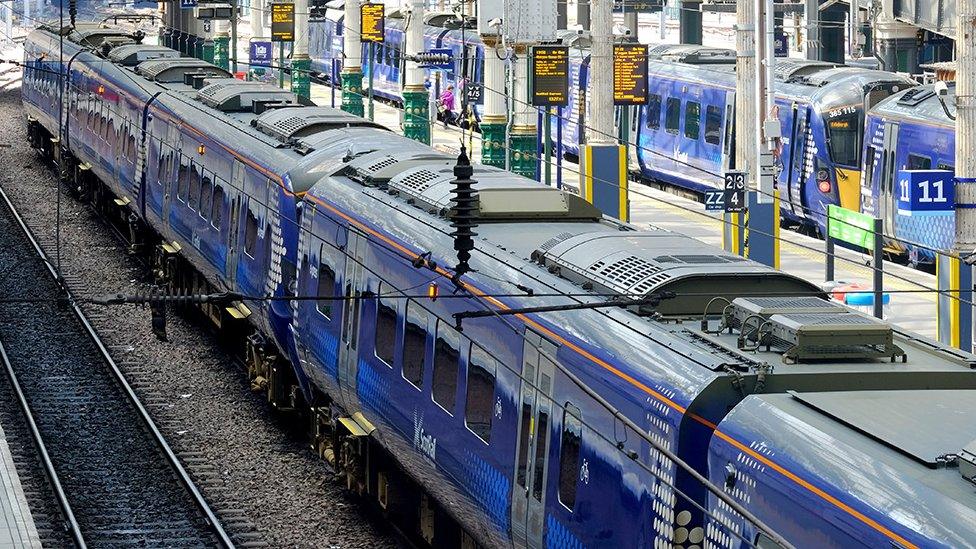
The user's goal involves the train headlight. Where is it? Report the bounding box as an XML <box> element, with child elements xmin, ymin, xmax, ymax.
<box><xmin>816</xmin><ymin>169</ymin><xmax>831</xmax><ymax>193</ymax></box>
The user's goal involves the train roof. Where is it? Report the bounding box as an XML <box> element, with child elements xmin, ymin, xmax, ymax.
<box><xmin>869</xmin><ymin>83</ymin><xmax>955</xmax><ymax>127</ymax></box>
<box><xmin>724</xmin><ymin>390</ymin><xmax>976</xmax><ymax>544</ymax></box>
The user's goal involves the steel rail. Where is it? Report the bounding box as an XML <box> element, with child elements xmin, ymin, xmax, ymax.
<box><xmin>0</xmin><ymin>184</ymin><xmax>236</xmax><ymax>549</ymax></box>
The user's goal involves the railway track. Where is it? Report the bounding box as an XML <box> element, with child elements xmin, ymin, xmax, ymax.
<box><xmin>0</xmin><ymin>185</ymin><xmax>235</xmax><ymax>548</ymax></box>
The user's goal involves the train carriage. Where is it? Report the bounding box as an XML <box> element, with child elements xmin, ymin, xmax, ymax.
<box><xmin>861</xmin><ymin>83</ymin><xmax>956</xmax><ymax>264</ymax></box>
<box><xmin>21</xmin><ymin>24</ymin><xmax>976</xmax><ymax>549</ymax></box>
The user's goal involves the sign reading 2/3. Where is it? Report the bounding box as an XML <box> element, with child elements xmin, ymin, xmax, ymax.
<box><xmin>723</xmin><ymin>171</ymin><xmax>746</xmax><ymax>213</ymax></box>
<box><xmin>896</xmin><ymin>169</ymin><xmax>954</xmax><ymax>216</ymax></box>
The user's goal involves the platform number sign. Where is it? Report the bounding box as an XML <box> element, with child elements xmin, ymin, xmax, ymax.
<box><xmin>704</xmin><ymin>190</ymin><xmax>724</xmax><ymax>212</ymax></box>
<box><xmin>723</xmin><ymin>171</ymin><xmax>746</xmax><ymax>213</ymax></box>
<box><xmin>896</xmin><ymin>169</ymin><xmax>954</xmax><ymax>216</ymax></box>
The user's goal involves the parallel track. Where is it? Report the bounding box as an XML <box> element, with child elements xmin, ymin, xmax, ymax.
<box><xmin>0</xmin><ymin>184</ymin><xmax>234</xmax><ymax>548</ymax></box>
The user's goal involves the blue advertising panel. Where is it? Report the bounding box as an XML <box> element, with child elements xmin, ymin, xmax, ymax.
<box><xmin>250</xmin><ymin>41</ymin><xmax>273</xmax><ymax>68</ymax></box>
<box><xmin>896</xmin><ymin>169</ymin><xmax>955</xmax><ymax>216</ymax></box>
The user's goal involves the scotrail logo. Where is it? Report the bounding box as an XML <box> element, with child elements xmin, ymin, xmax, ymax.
<box><xmin>413</xmin><ymin>411</ymin><xmax>437</xmax><ymax>462</ymax></box>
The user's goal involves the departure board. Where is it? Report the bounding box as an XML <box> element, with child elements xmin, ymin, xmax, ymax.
<box><xmin>270</xmin><ymin>2</ymin><xmax>295</xmax><ymax>42</ymax></box>
<box><xmin>530</xmin><ymin>45</ymin><xmax>569</xmax><ymax>107</ymax></box>
<box><xmin>360</xmin><ymin>3</ymin><xmax>385</xmax><ymax>43</ymax></box>
<box><xmin>613</xmin><ymin>44</ymin><xmax>648</xmax><ymax>105</ymax></box>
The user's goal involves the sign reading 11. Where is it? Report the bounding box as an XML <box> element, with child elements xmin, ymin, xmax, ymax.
<box><xmin>896</xmin><ymin>169</ymin><xmax>954</xmax><ymax>215</ymax></box>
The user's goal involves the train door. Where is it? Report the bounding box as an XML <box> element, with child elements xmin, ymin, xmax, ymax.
<box><xmin>225</xmin><ymin>159</ymin><xmax>246</xmax><ymax>285</ymax></box>
<box><xmin>784</xmin><ymin>103</ymin><xmax>809</xmax><ymax>217</ymax></box>
<box><xmin>879</xmin><ymin>122</ymin><xmax>900</xmax><ymax>236</ymax></box>
<box><xmin>337</xmin><ymin>229</ymin><xmax>368</xmax><ymax>410</ymax></box>
<box><xmin>511</xmin><ymin>330</ymin><xmax>557</xmax><ymax>549</ymax></box>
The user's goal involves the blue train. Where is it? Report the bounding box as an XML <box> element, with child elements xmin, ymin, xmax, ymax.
<box><xmin>23</xmin><ymin>22</ymin><xmax>976</xmax><ymax>549</ymax></box>
<box><xmin>306</xmin><ymin>9</ymin><xmax>915</xmax><ymax>231</ymax></box>
<box><xmin>861</xmin><ymin>83</ymin><xmax>956</xmax><ymax>264</ymax></box>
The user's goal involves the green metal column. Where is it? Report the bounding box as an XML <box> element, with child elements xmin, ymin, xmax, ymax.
<box><xmin>480</xmin><ymin>116</ymin><xmax>506</xmax><ymax>168</ymax></box>
<box><xmin>402</xmin><ymin>86</ymin><xmax>430</xmax><ymax>144</ymax></box>
<box><xmin>508</xmin><ymin>128</ymin><xmax>537</xmax><ymax>178</ymax></box>
<box><xmin>214</xmin><ymin>35</ymin><xmax>230</xmax><ymax>71</ymax></box>
<box><xmin>341</xmin><ymin>69</ymin><xmax>365</xmax><ymax>117</ymax></box>
<box><xmin>291</xmin><ymin>55</ymin><xmax>311</xmax><ymax>99</ymax></box>
<box><xmin>202</xmin><ymin>39</ymin><xmax>215</xmax><ymax>63</ymax></box>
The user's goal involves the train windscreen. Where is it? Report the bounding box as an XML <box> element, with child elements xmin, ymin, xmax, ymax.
<box><xmin>825</xmin><ymin>112</ymin><xmax>860</xmax><ymax>167</ymax></box>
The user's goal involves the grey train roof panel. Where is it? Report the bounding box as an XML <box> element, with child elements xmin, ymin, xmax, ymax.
<box><xmin>196</xmin><ymin>80</ymin><xmax>309</xmax><ymax>111</ymax></box>
<box><xmin>871</xmin><ymin>83</ymin><xmax>955</xmax><ymax>127</ymax></box>
<box><xmin>136</xmin><ymin>58</ymin><xmax>231</xmax><ymax>83</ymax></box>
<box><xmin>252</xmin><ymin>106</ymin><xmax>387</xmax><ymax>142</ymax></box>
<box><xmin>646</xmin><ymin>43</ymin><xmax>736</xmax><ymax>64</ymax></box>
<box><xmin>108</xmin><ymin>44</ymin><xmax>179</xmax><ymax>66</ymax></box>
<box><xmin>791</xmin><ymin>389</ymin><xmax>976</xmax><ymax>466</ymax></box>
<box><xmin>536</xmin><ymin>231</ymin><xmax>820</xmax><ymax>315</ymax></box>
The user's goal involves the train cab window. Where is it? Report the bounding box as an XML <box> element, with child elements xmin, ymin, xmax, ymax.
<box><xmin>211</xmin><ymin>183</ymin><xmax>224</xmax><ymax>230</ymax></box>
<box><xmin>938</xmin><ymin>162</ymin><xmax>955</xmax><ymax>172</ymax></box>
<box><xmin>402</xmin><ymin>300</ymin><xmax>428</xmax><ymax>388</ymax></box>
<box><xmin>200</xmin><ymin>172</ymin><xmax>213</xmax><ymax>221</ymax></box>
<box><xmin>704</xmin><ymin>105</ymin><xmax>722</xmax><ymax>145</ymax></box>
<box><xmin>316</xmin><ymin>244</ymin><xmax>337</xmax><ymax>319</ymax></box>
<box><xmin>907</xmin><ymin>153</ymin><xmax>932</xmax><ymax>171</ymax></box>
<box><xmin>825</xmin><ymin>112</ymin><xmax>860</xmax><ymax>167</ymax></box>
<box><xmin>558</xmin><ymin>403</ymin><xmax>583</xmax><ymax>510</ymax></box>
<box><xmin>244</xmin><ymin>206</ymin><xmax>258</xmax><ymax>256</ymax></box>
<box><xmin>374</xmin><ymin>286</ymin><xmax>397</xmax><ymax>367</ymax></box>
<box><xmin>684</xmin><ymin>101</ymin><xmax>701</xmax><ymax>140</ymax></box>
<box><xmin>646</xmin><ymin>94</ymin><xmax>662</xmax><ymax>130</ymax></box>
<box><xmin>432</xmin><ymin>320</ymin><xmax>460</xmax><ymax>414</ymax></box>
<box><xmin>665</xmin><ymin>97</ymin><xmax>681</xmax><ymax>134</ymax></box>
<box><xmin>177</xmin><ymin>159</ymin><xmax>190</xmax><ymax>202</ymax></box>
<box><xmin>188</xmin><ymin>164</ymin><xmax>201</xmax><ymax>210</ymax></box>
<box><xmin>465</xmin><ymin>345</ymin><xmax>496</xmax><ymax>443</ymax></box>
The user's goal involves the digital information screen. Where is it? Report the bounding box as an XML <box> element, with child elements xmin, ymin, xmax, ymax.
<box><xmin>531</xmin><ymin>45</ymin><xmax>570</xmax><ymax>107</ymax></box>
<box><xmin>360</xmin><ymin>3</ymin><xmax>385</xmax><ymax>43</ymax></box>
<box><xmin>270</xmin><ymin>2</ymin><xmax>295</xmax><ymax>42</ymax></box>
<box><xmin>613</xmin><ymin>44</ymin><xmax>648</xmax><ymax>105</ymax></box>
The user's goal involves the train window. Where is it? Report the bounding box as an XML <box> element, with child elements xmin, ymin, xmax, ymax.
<box><xmin>665</xmin><ymin>98</ymin><xmax>681</xmax><ymax>134</ymax></box>
<box><xmin>465</xmin><ymin>345</ymin><xmax>496</xmax><ymax>443</ymax></box>
<box><xmin>532</xmin><ymin>404</ymin><xmax>550</xmax><ymax>501</ymax></box>
<box><xmin>177</xmin><ymin>159</ymin><xmax>190</xmax><ymax>202</ymax></box>
<box><xmin>907</xmin><ymin>154</ymin><xmax>932</xmax><ymax>171</ymax></box>
<box><xmin>558</xmin><ymin>403</ymin><xmax>583</xmax><ymax>510</ymax></box>
<box><xmin>825</xmin><ymin>112</ymin><xmax>860</xmax><ymax>167</ymax></box>
<box><xmin>704</xmin><ymin>105</ymin><xmax>722</xmax><ymax>146</ymax></box>
<box><xmin>375</xmin><ymin>287</ymin><xmax>397</xmax><ymax>367</ymax></box>
<box><xmin>402</xmin><ymin>300</ymin><xmax>428</xmax><ymax>388</ymax></box>
<box><xmin>200</xmin><ymin>172</ymin><xmax>213</xmax><ymax>221</ymax></box>
<box><xmin>938</xmin><ymin>162</ymin><xmax>955</xmax><ymax>172</ymax></box>
<box><xmin>211</xmin><ymin>183</ymin><xmax>224</xmax><ymax>230</ymax></box>
<box><xmin>645</xmin><ymin>94</ymin><xmax>661</xmax><ymax>130</ymax></box>
<box><xmin>684</xmin><ymin>101</ymin><xmax>701</xmax><ymax>140</ymax></box>
<box><xmin>517</xmin><ymin>402</ymin><xmax>532</xmax><ymax>488</ymax></box>
<box><xmin>188</xmin><ymin>164</ymin><xmax>201</xmax><ymax>210</ymax></box>
<box><xmin>244</xmin><ymin>206</ymin><xmax>258</xmax><ymax>256</ymax></box>
<box><xmin>432</xmin><ymin>320</ymin><xmax>460</xmax><ymax>414</ymax></box>
<box><xmin>316</xmin><ymin>244</ymin><xmax>337</xmax><ymax>319</ymax></box>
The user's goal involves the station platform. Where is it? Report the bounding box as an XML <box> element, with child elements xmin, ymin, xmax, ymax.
<box><xmin>0</xmin><ymin>424</ymin><xmax>41</xmax><ymax>549</ymax></box>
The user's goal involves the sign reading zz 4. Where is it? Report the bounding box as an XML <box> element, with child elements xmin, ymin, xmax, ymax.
<box><xmin>723</xmin><ymin>171</ymin><xmax>746</xmax><ymax>213</ymax></box>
